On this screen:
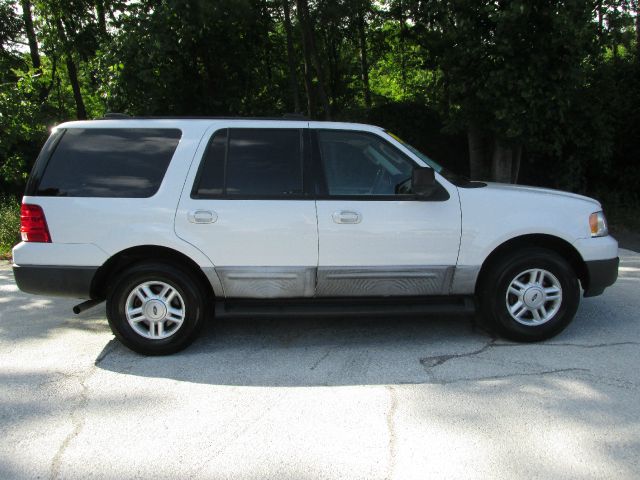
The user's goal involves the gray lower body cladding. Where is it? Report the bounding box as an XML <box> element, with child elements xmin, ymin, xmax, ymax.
<box><xmin>215</xmin><ymin>267</ymin><xmax>316</xmax><ymax>298</ymax></box>
<box><xmin>216</xmin><ymin>265</ymin><xmax>474</xmax><ymax>298</ymax></box>
<box><xmin>12</xmin><ymin>264</ymin><xmax>480</xmax><ymax>300</ymax></box>
<box><xmin>12</xmin><ymin>260</ymin><xmax>617</xmax><ymax>300</ymax></box>
<box><xmin>12</xmin><ymin>264</ymin><xmax>97</xmax><ymax>298</ymax></box>
<box><xmin>583</xmin><ymin>257</ymin><xmax>619</xmax><ymax>297</ymax></box>
<box><xmin>315</xmin><ymin>266</ymin><xmax>454</xmax><ymax>297</ymax></box>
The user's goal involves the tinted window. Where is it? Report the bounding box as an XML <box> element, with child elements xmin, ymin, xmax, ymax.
<box><xmin>193</xmin><ymin>128</ymin><xmax>303</xmax><ymax>197</ymax></box>
<box><xmin>317</xmin><ymin>130</ymin><xmax>415</xmax><ymax>196</ymax></box>
<box><xmin>24</xmin><ymin>129</ymin><xmax>65</xmax><ymax>196</ymax></box>
<box><xmin>227</xmin><ymin>129</ymin><xmax>302</xmax><ymax>196</ymax></box>
<box><xmin>36</xmin><ymin>128</ymin><xmax>181</xmax><ymax>198</ymax></box>
<box><xmin>193</xmin><ymin>129</ymin><xmax>226</xmax><ymax>197</ymax></box>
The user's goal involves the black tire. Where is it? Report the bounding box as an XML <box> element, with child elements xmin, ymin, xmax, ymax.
<box><xmin>478</xmin><ymin>247</ymin><xmax>580</xmax><ymax>342</ymax></box>
<box><xmin>106</xmin><ymin>262</ymin><xmax>208</xmax><ymax>355</ymax></box>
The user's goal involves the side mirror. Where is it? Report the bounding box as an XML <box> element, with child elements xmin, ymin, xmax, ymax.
<box><xmin>411</xmin><ymin>167</ymin><xmax>437</xmax><ymax>196</ymax></box>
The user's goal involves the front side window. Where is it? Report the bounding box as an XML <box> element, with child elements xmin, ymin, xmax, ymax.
<box><xmin>193</xmin><ymin>128</ymin><xmax>303</xmax><ymax>198</ymax></box>
<box><xmin>316</xmin><ymin>130</ymin><xmax>415</xmax><ymax>196</ymax></box>
<box><xmin>36</xmin><ymin>128</ymin><xmax>181</xmax><ymax>198</ymax></box>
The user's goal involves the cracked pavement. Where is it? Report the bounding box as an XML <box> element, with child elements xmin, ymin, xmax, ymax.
<box><xmin>1</xmin><ymin>249</ymin><xmax>639</xmax><ymax>479</ymax></box>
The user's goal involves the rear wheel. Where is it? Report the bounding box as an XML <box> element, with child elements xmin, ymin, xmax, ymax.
<box><xmin>106</xmin><ymin>262</ymin><xmax>208</xmax><ymax>355</ymax></box>
<box><xmin>479</xmin><ymin>248</ymin><xmax>580</xmax><ymax>341</ymax></box>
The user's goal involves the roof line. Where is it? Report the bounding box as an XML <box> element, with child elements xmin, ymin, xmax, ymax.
<box><xmin>99</xmin><ymin>113</ymin><xmax>311</xmax><ymax>121</ymax></box>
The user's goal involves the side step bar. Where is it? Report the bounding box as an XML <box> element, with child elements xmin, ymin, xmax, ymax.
<box><xmin>215</xmin><ymin>296</ymin><xmax>476</xmax><ymax>319</ymax></box>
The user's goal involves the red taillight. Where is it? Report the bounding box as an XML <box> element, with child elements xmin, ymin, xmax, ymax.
<box><xmin>20</xmin><ymin>204</ymin><xmax>51</xmax><ymax>243</ymax></box>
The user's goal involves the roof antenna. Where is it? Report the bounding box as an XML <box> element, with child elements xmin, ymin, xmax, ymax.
<box><xmin>102</xmin><ymin>112</ymin><xmax>131</xmax><ymax>119</ymax></box>
<box><xmin>282</xmin><ymin>113</ymin><xmax>308</xmax><ymax>120</ymax></box>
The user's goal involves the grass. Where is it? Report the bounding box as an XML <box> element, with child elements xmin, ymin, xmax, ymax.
<box><xmin>0</xmin><ymin>196</ymin><xmax>20</xmax><ymax>259</ymax></box>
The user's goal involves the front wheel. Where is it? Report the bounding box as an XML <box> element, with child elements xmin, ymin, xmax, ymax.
<box><xmin>106</xmin><ymin>262</ymin><xmax>208</xmax><ymax>355</ymax></box>
<box><xmin>479</xmin><ymin>248</ymin><xmax>580</xmax><ymax>342</ymax></box>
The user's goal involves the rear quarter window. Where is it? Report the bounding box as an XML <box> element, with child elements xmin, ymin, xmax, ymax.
<box><xmin>34</xmin><ymin>128</ymin><xmax>182</xmax><ymax>198</ymax></box>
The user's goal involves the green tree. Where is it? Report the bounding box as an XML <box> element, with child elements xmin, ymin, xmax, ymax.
<box><xmin>0</xmin><ymin>0</ymin><xmax>638</xmax><ymax>213</ymax></box>
<box><xmin>417</xmin><ymin>1</ymin><xmax>598</xmax><ymax>182</ymax></box>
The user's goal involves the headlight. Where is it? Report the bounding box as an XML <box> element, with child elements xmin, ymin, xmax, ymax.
<box><xmin>589</xmin><ymin>211</ymin><xmax>608</xmax><ymax>237</ymax></box>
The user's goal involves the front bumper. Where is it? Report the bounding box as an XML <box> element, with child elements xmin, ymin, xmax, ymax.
<box><xmin>13</xmin><ymin>264</ymin><xmax>97</xmax><ymax>298</ymax></box>
<box><xmin>583</xmin><ymin>257</ymin><xmax>619</xmax><ymax>297</ymax></box>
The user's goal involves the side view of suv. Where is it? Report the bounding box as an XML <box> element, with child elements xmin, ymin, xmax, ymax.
<box><xmin>13</xmin><ymin>117</ymin><xmax>619</xmax><ymax>355</ymax></box>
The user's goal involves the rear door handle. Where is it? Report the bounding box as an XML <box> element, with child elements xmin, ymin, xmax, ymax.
<box><xmin>188</xmin><ymin>210</ymin><xmax>217</xmax><ymax>224</ymax></box>
<box><xmin>332</xmin><ymin>210</ymin><xmax>362</xmax><ymax>224</ymax></box>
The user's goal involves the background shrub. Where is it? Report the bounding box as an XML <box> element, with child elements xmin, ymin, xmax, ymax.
<box><xmin>0</xmin><ymin>196</ymin><xmax>20</xmax><ymax>257</ymax></box>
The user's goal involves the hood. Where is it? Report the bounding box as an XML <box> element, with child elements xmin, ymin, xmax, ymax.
<box><xmin>482</xmin><ymin>182</ymin><xmax>601</xmax><ymax>208</ymax></box>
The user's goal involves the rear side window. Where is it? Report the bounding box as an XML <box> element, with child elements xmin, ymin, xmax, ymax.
<box><xmin>193</xmin><ymin>128</ymin><xmax>303</xmax><ymax>198</ymax></box>
<box><xmin>35</xmin><ymin>128</ymin><xmax>181</xmax><ymax>198</ymax></box>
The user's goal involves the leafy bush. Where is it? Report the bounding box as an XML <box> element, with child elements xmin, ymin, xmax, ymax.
<box><xmin>0</xmin><ymin>196</ymin><xmax>20</xmax><ymax>257</ymax></box>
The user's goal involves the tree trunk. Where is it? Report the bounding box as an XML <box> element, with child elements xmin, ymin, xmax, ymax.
<box><xmin>634</xmin><ymin>0</ymin><xmax>640</xmax><ymax>62</ymax></box>
<box><xmin>301</xmin><ymin>56</ymin><xmax>315</xmax><ymax>118</ymax></box>
<box><xmin>491</xmin><ymin>140</ymin><xmax>514</xmax><ymax>183</ymax></box>
<box><xmin>55</xmin><ymin>17</ymin><xmax>87</xmax><ymax>119</ymax></box>
<box><xmin>597</xmin><ymin>0</ymin><xmax>603</xmax><ymax>45</ymax></box>
<box><xmin>260</xmin><ymin>1</ymin><xmax>273</xmax><ymax>84</ymax></box>
<box><xmin>308</xmin><ymin>28</ymin><xmax>331</xmax><ymax>118</ymax></box>
<box><xmin>357</xmin><ymin>2</ymin><xmax>371</xmax><ymax>109</ymax></box>
<box><xmin>283</xmin><ymin>0</ymin><xmax>301</xmax><ymax>113</ymax></box>
<box><xmin>296</xmin><ymin>0</ymin><xmax>316</xmax><ymax>118</ymax></box>
<box><xmin>326</xmin><ymin>34</ymin><xmax>339</xmax><ymax>108</ymax></box>
<box><xmin>398</xmin><ymin>0</ymin><xmax>406</xmax><ymax>95</ymax></box>
<box><xmin>467</xmin><ymin>123</ymin><xmax>488</xmax><ymax>180</ymax></box>
<box><xmin>96</xmin><ymin>0</ymin><xmax>107</xmax><ymax>38</ymax></box>
<box><xmin>511</xmin><ymin>145</ymin><xmax>523</xmax><ymax>184</ymax></box>
<box><xmin>65</xmin><ymin>56</ymin><xmax>87</xmax><ymax>120</ymax></box>
<box><xmin>21</xmin><ymin>0</ymin><xmax>40</xmax><ymax>70</ymax></box>
<box><xmin>296</xmin><ymin>0</ymin><xmax>331</xmax><ymax>119</ymax></box>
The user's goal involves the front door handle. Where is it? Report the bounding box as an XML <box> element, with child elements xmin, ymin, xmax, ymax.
<box><xmin>188</xmin><ymin>210</ymin><xmax>217</xmax><ymax>224</ymax></box>
<box><xmin>332</xmin><ymin>210</ymin><xmax>362</xmax><ymax>224</ymax></box>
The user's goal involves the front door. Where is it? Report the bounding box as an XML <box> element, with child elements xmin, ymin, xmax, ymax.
<box><xmin>312</xmin><ymin>126</ymin><xmax>461</xmax><ymax>297</ymax></box>
<box><xmin>175</xmin><ymin>124</ymin><xmax>318</xmax><ymax>298</ymax></box>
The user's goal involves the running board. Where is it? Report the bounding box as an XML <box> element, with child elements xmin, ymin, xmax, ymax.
<box><xmin>215</xmin><ymin>296</ymin><xmax>476</xmax><ymax>319</ymax></box>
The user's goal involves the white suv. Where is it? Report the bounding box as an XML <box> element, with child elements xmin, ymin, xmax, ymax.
<box><xmin>13</xmin><ymin>117</ymin><xmax>619</xmax><ymax>354</ymax></box>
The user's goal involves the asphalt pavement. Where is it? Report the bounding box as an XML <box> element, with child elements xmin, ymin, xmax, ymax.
<box><xmin>1</xmin><ymin>249</ymin><xmax>639</xmax><ymax>479</ymax></box>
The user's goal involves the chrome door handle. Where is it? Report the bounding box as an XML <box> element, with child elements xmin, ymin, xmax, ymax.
<box><xmin>332</xmin><ymin>210</ymin><xmax>362</xmax><ymax>224</ymax></box>
<box><xmin>188</xmin><ymin>210</ymin><xmax>217</xmax><ymax>224</ymax></box>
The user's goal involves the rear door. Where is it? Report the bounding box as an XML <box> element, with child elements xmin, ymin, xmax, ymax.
<box><xmin>175</xmin><ymin>122</ymin><xmax>318</xmax><ymax>298</ymax></box>
<box><xmin>312</xmin><ymin>126</ymin><xmax>461</xmax><ymax>297</ymax></box>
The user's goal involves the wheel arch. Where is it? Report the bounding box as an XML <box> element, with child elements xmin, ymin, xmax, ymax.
<box><xmin>475</xmin><ymin>234</ymin><xmax>588</xmax><ymax>296</ymax></box>
<box><xmin>90</xmin><ymin>245</ymin><xmax>216</xmax><ymax>300</ymax></box>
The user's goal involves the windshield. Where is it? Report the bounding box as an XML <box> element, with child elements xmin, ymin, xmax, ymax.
<box><xmin>386</xmin><ymin>130</ymin><xmax>473</xmax><ymax>186</ymax></box>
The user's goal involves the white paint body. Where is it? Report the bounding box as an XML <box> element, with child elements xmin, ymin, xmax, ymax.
<box><xmin>13</xmin><ymin>119</ymin><xmax>618</xmax><ymax>299</ymax></box>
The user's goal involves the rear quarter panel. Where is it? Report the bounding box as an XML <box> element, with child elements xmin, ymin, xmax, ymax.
<box><xmin>17</xmin><ymin>121</ymin><xmax>215</xmax><ymax>269</ymax></box>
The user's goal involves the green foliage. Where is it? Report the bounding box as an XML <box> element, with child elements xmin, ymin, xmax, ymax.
<box><xmin>97</xmin><ymin>0</ymin><xmax>289</xmax><ymax>116</ymax></box>
<box><xmin>0</xmin><ymin>62</ymin><xmax>60</xmax><ymax>194</ymax></box>
<box><xmin>0</xmin><ymin>0</ymin><xmax>638</xmax><ymax>228</ymax></box>
<box><xmin>362</xmin><ymin>102</ymin><xmax>469</xmax><ymax>175</ymax></box>
<box><xmin>423</xmin><ymin>1</ymin><xmax>597</xmax><ymax>147</ymax></box>
<box><xmin>0</xmin><ymin>195</ymin><xmax>20</xmax><ymax>256</ymax></box>
<box><xmin>0</xmin><ymin>3</ymin><xmax>20</xmax><ymax>50</ymax></box>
